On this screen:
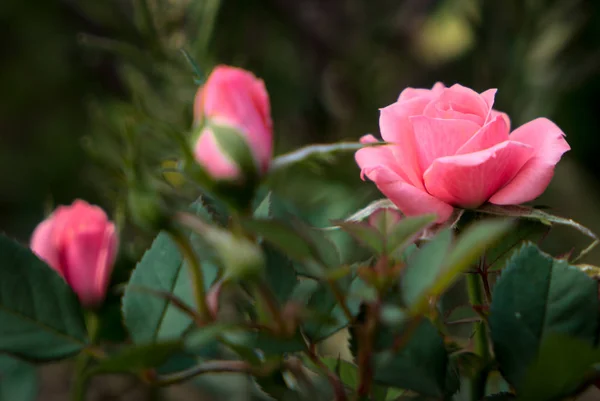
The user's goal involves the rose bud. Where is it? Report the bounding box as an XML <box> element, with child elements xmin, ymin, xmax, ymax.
<box><xmin>30</xmin><ymin>200</ymin><xmax>118</xmax><ymax>307</ymax></box>
<box><xmin>192</xmin><ymin>65</ymin><xmax>273</xmax><ymax>184</ymax></box>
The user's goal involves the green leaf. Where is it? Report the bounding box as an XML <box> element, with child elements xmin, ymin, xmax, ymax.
<box><xmin>338</xmin><ymin>214</ymin><xmax>436</xmax><ymax>258</ymax></box>
<box><xmin>303</xmin><ymin>270</ymin><xmax>367</xmax><ymax>341</ymax></box>
<box><xmin>182</xmin><ymin>213</ymin><xmax>265</xmax><ymax>282</ymax></box>
<box><xmin>253</xmin><ymin>191</ymin><xmax>273</xmax><ymax>219</ymax></box>
<box><xmin>183</xmin><ymin>323</ymin><xmax>235</xmax><ymax>354</ymax></box>
<box><xmin>337</xmin><ymin>222</ymin><xmax>383</xmax><ymax>254</ymax></box>
<box><xmin>321</xmin><ymin>358</ymin><xmax>359</xmax><ymax>390</ymax></box>
<box><xmin>402</xmin><ymin>229</ymin><xmax>453</xmax><ymax>309</ymax></box>
<box><xmin>486</xmin><ymin>219</ymin><xmax>549</xmax><ymax>271</ymax></box>
<box><xmin>208</xmin><ymin>123</ymin><xmax>258</xmax><ymax>178</ymax></box>
<box><xmin>477</xmin><ymin>204</ymin><xmax>597</xmax><ymax>240</ymax></box>
<box><xmin>122</xmin><ymin>202</ymin><xmax>219</xmax><ymax>343</ymax></box>
<box><xmin>243</xmin><ymin>217</ymin><xmax>341</xmax><ymax>274</ymax></box>
<box><xmin>290</xmin><ymin>278</ymin><xmax>320</xmax><ymax>305</ymax></box>
<box><xmin>293</xmin><ymin>221</ymin><xmax>341</xmax><ymax>269</ymax></box>
<box><xmin>380</xmin><ymin>305</ymin><xmax>408</xmax><ymax>327</ymax></box>
<box><xmin>518</xmin><ymin>334</ymin><xmax>600</xmax><ymax>401</ymax></box>
<box><xmin>414</xmin><ymin>219</ymin><xmax>511</xmax><ymax>312</ymax></box>
<box><xmin>222</xmin><ymin>330</ymin><xmax>307</xmax><ymax>356</ymax></box>
<box><xmin>433</xmin><ymin>219</ymin><xmax>512</xmax><ymax>294</ymax></box>
<box><xmin>489</xmin><ymin>244</ymin><xmax>599</xmax><ymax>391</ymax></box>
<box><xmin>0</xmin><ymin>235</ymin><xmax>87</xmax><ymax>361</ymax></box>
<box><xmin>332</xmin><ymin>199</ymin><xmax>396</xmax><ymax>225</ymax></box>
<box><xmin>386</xmin><ymin>214</ymin><xmax>437</xmax><ymax>256</ymax></box>
<box><xmin>91</xmin><ymin>341</ymin><xmax>182</xmax><ymax>374</ymax></box>
<box><xmin>263</xmin><ymin>244</ymin><xmax>298</xmax><ymax>304</ymax></box>
<box><xmin>241</xmin><ymin>219</ymin><xmax>315</xmax><ymax>262</ymax></box>
<box><xmin>444</xmin><ymin>356</ymin><xmax>461</xmax><ymax>397</ymax></box>
<box><xmin>269</xmin><ymin>142</ymin><xmax>366</xmax><ymax>174</ymax></box>
<box><xmin>485</xmin><ymin>371</ymin><xmax>511</xmax><ymax>398</ymax></box>
<box><xmin>373</xmin><ymin>319</ymin><xmax>448</xmax><ymax>397</ymax></box>
<box><xmin>368</xmin><ymin>207</ymin><xmax>403</xmax><ymax>235</ymax></box>
<box><xmin>0</xmin><ymin>356</ymin><xmax>38</xmax><ymax>401</ymax></box>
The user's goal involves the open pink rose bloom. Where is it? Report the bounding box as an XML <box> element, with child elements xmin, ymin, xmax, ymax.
<box><xmin>356</xmin><ymin>83</ymin><xmax>571</xmax><ymax>223</ymax></box>
<box><xmin>30</xmin><ymin>200</ymin><xmax>118</xmax><ymax>307</ymax></box>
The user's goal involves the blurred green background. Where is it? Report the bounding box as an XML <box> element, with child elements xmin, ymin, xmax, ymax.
<box><xmin>3</xmin><ymin>0</ymin><xmax>600</xmax><ymax>262</ymax></box>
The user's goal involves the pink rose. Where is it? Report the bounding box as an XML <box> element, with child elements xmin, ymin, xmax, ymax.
<box><xmin>30</xmin><ymin>200</ymin><xmax>118</xmax><ymax>307</ymax></box>
<box><xmin>356</xmin><ymin>83</ymin><xmax>570</xmax><ymax>223</ymax></box>
<box><xmin>193</xmin><ymin>65</ymin><xmax>273</xmax><ymax>181</ymax></box>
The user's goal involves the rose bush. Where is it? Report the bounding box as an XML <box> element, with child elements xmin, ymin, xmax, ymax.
<box><xmin>356</xmin><ymin>83</ymin><xmax>571</xmax><ymax>222</ymax></box>
<box><xmin>30</xmin><ymin>200</ymin><xmax>118</xmax><ymax>307</ymax></box>
<box><xmin>2</xmin><ymin>64</ymin><xmax>597</xmax><ymax>401</ymax></box>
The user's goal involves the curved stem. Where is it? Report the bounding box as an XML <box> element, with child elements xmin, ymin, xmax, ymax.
<box><xmin>467</xmin><ymin>273</ymin><xmax>491</xmax><ymax>400</ymax></box>
<box><xmin>328</xmin><ymin>278</ymin><xmax>353</xmax><ymax>322</ymax></box>
<box><xmin>154</xmin><ymin>360</ymin><xmax>253</xmax><ymax>386</ymax></box>
<box><xmin>154</xmin><ymin>360</ymin><xmax>282</xmax><ymax>387</ymax></box>
<box><xmin>305</xmin><ymin>348</ymin><xmax>348</xmax><ymax>401</ymax></box>
<box><xmin>170</xmin><ymin>231</ymin><xmax>212</xmax><ymax>323</ymax></box>
<box><xmin>255</xmin><ymin>281</ymin><xmax>287</xmax><ymax>334</ymax></box>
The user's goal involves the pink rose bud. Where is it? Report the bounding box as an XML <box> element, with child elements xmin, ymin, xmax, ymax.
<box><xmin>356</xmin><ymin>83</ymin><xmax>570</xmax><ymax>223</ymax></box>
<box><xmin>193</xmin><ymin>65</ymin><xmax>273</xmax><ymax>182</ymax></box>
<box><xmin>206</xmin><ymin>280</ymin><xmax>223</xmax><ymax>319</ymax></box>
<box><xmin>30</xmin><ymin>200</ymin><xmax>118</xmax><ymax>307</ymax></box>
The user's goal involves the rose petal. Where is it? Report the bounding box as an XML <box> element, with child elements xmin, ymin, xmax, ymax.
<box><xmin>356</xmin><ymin>145</ymin><xmax>411</xmax><ymax>183</ymax></box>
<box><xmin>359</xmin><ymin>160</ymin><xmax>453</xmax><ymax>223</ymax></box>
<box><xmin>93</xmin><ymin>223</ymin><xmax>118</xmax><ymax>306</ymax></box>
<box><xmin>398</xmin><ymin>82</ymin><xmax>445</xmax><ymax>102</ymax></box>
<box><xmin>64</xmin><ymin>227</ymin><xmax>110</xmax><ymax>306</ymax></box>
<box><xmin>455</xmin><ymin>115</ymin><xmax>509</xmax><ymax>155</ymax></box>
<box><xmin>30</xmin><ymin>218</ymin><xmax>62</xmax><ymax>275</ymax></box>
<box><xmin>424</xmin><ymin>141</ymin><xmax>534</xmax><ymax>208</ymax></box>
<box><xmin>410</xmin><ymin>116</ymin><xmax>481</xmax><ymax>171</ymax></box>
<box><xmin>51</xmin><ymin>200</ymin><xmax>108</xmax><ymax>248</ymax></box>
<box><xmin>480</xmin><ymin>88</ymin><xmax>497</xmax><ymax>110</ymax></box>
<box><xmin>490</xmin><ymin>110</ymin><xmax>511</xmax><ymax>132</ymax></box>
<box><xmin>379</xmin><ymin>100</ymin><xmax>432</xmax><ymax>188</ymax></box>
<box><xmin>194</xmin><ymin>129</ymin><xmax>241</xmax><ymax>180</ymax></box>
<box><xmin>489</xmin><ymin>118</ymin><xmax>570</xmax><ymax>205</ymax></box>
<box><xmin>424</xmin><ymin>84</ymin><xmax>490</xmax><ymax>126</ymax></box>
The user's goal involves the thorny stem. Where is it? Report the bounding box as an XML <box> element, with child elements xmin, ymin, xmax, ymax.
<box><xmin>479</xmin><ymin>257</ymin><xmax>492</xmax><ymax>303</ymax></box>
<box><xmin>391</xmin><ymin>316</ymin><xmax>422</xmax><ymax>353</ymax></box>
<box><xmin>286</xmin><ymin>357</ymin><xmax>317</xmax><ymax>395</ymax></box>
<box><xmin>305</xmin><ymin>348</ymin><xmax>348</xmax><ymax>401</ymax></box>
<box><xmin>170</xmin><ymin>231</ymin><xmax>212</xmax><ymax>324</ymax></box>
<box><xmin>124</xmin><ymin>285</ymin><xmax>204</xmax><ymax>327</ymax></box>
<box><xmin>481</xmin><ymin>271</ymin><xmax>493</xmax><ymax>304</ymax></box>
<box><xmin>356</xmin><ymin>302</ymin><xmax>381</xmax><ymax>400</ymax></box>
<box><xmin>256</xmin><ymin>281</ymin><xmax>287</xmax><ymax>334</ymax></box>
<box><xmin>467</xmin><ymin>270</ymin><xmax>491</xmax><ymax>401</ymax></box>
<box><xmin>72</xmin><ymin>313</ymin><xmax>103</xmax><ymax>401</ymax></box>
<box><xmin>328</xmin><ymin>278</ymin><xmax>354</xmax><ymax>323</ymax></box>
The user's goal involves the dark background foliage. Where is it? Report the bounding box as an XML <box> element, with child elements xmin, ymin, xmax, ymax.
<box><xmin>4</xmin><ymin>0</ymin><xmax>600</xmax><ymax>259</ymax></box>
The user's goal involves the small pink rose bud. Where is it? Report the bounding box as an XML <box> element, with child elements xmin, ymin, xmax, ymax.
<box><xmin>30</xmin><ymin>200</ymin><xmax>118</xmax><ymax>307</ymax></box>
<box><xmin>192</xmin><ymin>65</ymin><xmax>273</xmax><ymax>182</ymax></box>
<box><xmin>206</xmin><ymin>281</ymin><xmax>223</xmax><ymax>319</ymax></box>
